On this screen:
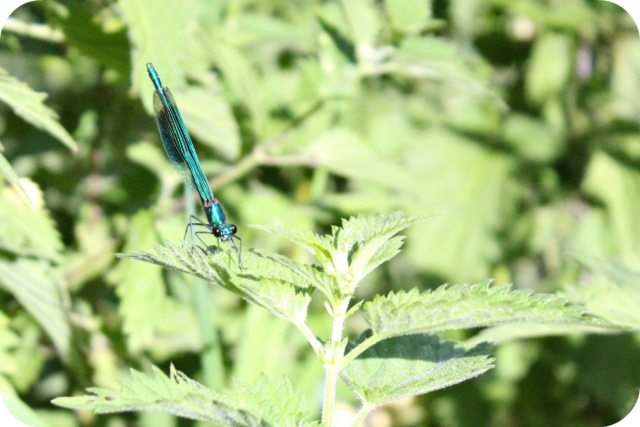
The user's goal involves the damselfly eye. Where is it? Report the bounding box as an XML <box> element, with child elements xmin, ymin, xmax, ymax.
<box><xmin>230</xmin><ymin>224</ymin><xmax>237</xmax><ymax>235</ymax></box>
<box><xmin>212</xmin><ymin>227</ymin><xmax>222</xmax><ymax>238</ymax></box>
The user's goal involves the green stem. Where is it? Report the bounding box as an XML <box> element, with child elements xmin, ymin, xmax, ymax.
<box><xmin>3</xmin><ymin>17</ymin><xmax>65</xmax><ymax>42</ymax></box>
<box><xmin>296</xmin><ymin>322</ymin><xmax>325</xmax><ymax>359</ymax></box>
<box><xmin>209</xmin><ymin>99</ymin><xmax>325</xmax><ymax>192</ymax></box>
<box><xmin>349</xmin><ymin>403</ymin><xmax>375</xmax><ymax>427</ymax></box>
<box><xmin>340</xmin><ymin>333</ymin><xmax>382</xmax><ymax>368</ymax></box>
<box><xmin>321</xmin><ymin>298</ymin><xmax>351</xmax><ymax>425</ymax></box>
<box><xmin>322</xmin><ymin>364</ymin><xmax>340</xmax><ymax>424</ymax></box>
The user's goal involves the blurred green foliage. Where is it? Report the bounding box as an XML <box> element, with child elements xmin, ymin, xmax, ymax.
<box><xmin>0</xmin><ymin>0</ymin><xmax>639</xmax><ymax>426</ymax></box>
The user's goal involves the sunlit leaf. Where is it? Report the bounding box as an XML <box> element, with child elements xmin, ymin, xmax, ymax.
<box><xmin>340</xmin><ymin>333</ymin><xmax>493</xmax><ymax>406</ymax></box>
<box><xmin>582</xmin><ymin>151</ymin><xmax>640</xmax><ymax>262</ymax></box>
<box><xmin>53</xmin><ymin>365</ymin><xmax>327</xmax><ymax>426</ymax></box>
<box><xmin>0</xmin><ymin>145</ymin><xmax>31</xmax><ymax>206</ymax></box>
<box><xmin>0</xmin><ymin>259</ymin><xmax>71</xmax><ymax>360</ymax></box>
<box><xmin>384</xmin><ymin>0</ymin><xmax>432</xmax><ymax>33</ymax></box>
<box><xmin>0</xmin><ymin>68</ymin><xmax>76</xmax><ymax>151</ymax></box>
<box><xmin>361</xmin><ymin>281</ymin><xmax>617</xmax><ymax>341</ymax></box>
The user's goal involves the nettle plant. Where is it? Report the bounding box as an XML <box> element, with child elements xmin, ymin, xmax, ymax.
<box><xmin>54</xmin><ymin>212</ymin><xmax>613</xmax><ymax>426</ymax></box>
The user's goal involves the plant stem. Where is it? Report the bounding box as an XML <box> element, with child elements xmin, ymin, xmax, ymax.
<box><xmin>209</xmin><ymin>99</ymin><xmax>325</xmax><ymax>192</ymax></box>
<box><xmin>321</xmin><ymin>297</ymin><xmax>351</xmax><ymax>425</ymax></box>
<box><xmin>322</xmin><ymin>364</ymin><xmax>340</xmax><ymax>424</ymax></box>
<box><xmin>296</xmin><ymin>322</ymin><xmax>325</xmax><ymax>359</ymax></box>
<box><xmin>349</xmin><ymin>403</ymin><xmax>375</xmax><ymax>427</ymax></box>
<box><xmin>340</xmin><ymin>333</ymin><xmax>382</xmax><ymax>368</ymax></box>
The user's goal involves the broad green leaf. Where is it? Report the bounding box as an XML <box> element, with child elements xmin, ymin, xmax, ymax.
<box><xmin>233</xmin><ymin>13</ymin><xmax>316</xmax><ymax>50</ymax></box>
<box><xmin>53</xmin><ymin>366</ymin><xmax>326</xmax><ymax>427</ymax></box>
<box><xmin>0</xmin><ymin>259</ymin><xmax>71</xmax><ymax>360</ymax></box>
<box><xmin>118</xmin><ymin>0</ymin><xmax>207</xmax><ymax>111</ymax></box>
<box><xmin>0</xmin><ymin>146</ymin><xmax>31</xmax><ymax>206</ymax></box>
<box><xmin>610</xmin><ymin>37</ymin><xmax>640</xmax><ymax>121</ymax></box>
<box><xmin>204</xmin><ymin>41</ymin><xmax>267</xmax><ymax>137</ymax></box>
<box><xmin>222</xmin><ymin>375</ymin><xmax>318</xmax><ymax>426</ymax></box>
<box><xmin>64</xmin><ymin>204</ymin><xmax>118</xmax><ymax>289</ymax></box>
<box><xmin>53</xmin><ymin>365</ymin><xmax>255</xmax><ymax>425</ymax></box>
<box><xmin>316</xmin><ymin>1</ymin><xmax>357</xmax><ymax>64</ymax></box>
<box><xmin>340</xmin><ymin>0</ymin><xmax>381</xmax><ymax>51</ymax></box>
<box><xmin>0</xmin><ymin>68</ymin><xmax>76</xmax><ymax>151</ymax></box>
<box><xmin>120</xmin><ymin>241</ymin><xmax>313</xmax><ymax>327</ymax></box>
<box><xmin>250</xmin><ymin>224</ymin><xmax>333</xmax><ymax>266</ymax></box>
<box><xmin>339</xmin><ymin>212</ymin><xmax>434</xmax><ymax>284</ymax></box>
<box><xmin>394</xmin><ymin>36</ymin><xmax>483</xmax><ymax>84</ymax></box>
<box><xmin>494</xmin><ymin>0</ymin><xmax>597</xmax><ymax>31</ymax></box>
<box><xmin>126</xmin><ymin>141</ymin><xmax>179</xmax><ymax>194</ymax></box>
<box><xmin>0</xmin><ymin>314</ymin><xmax>45</xmax><ymax>392</ymax></box>
<box><xmin>109</xmin><ymin>211</ymin><xmax>200</xmax><ymax>356</ymax></box>
<box><xmin>384</xmin><ymin>0</ymin><xmax>432</xmax><ymax>33</ymax></box>
<box><xmin>255</xmin><ymin>213</ymin><xmax>432</xmax><ymax>292</ymax></box>
<box><xmin>582</xmin><ymin>151</ymin><xmax>640</xmax><ymax>262</ymax></box>
<box><xmin>62</xmin><ymin>5</ymin><xmax>130</xmax><ymax>77</ymax></box>
<box><xmin>306</xmin><ymin>128</ymin><xmax>413</xmax><ymax>190</ymax></box>
<box><xmin>340</xmin><ymin>333</ymin><xmax>493</xmax><ymax>406</ymax></box>
<box><xmin>503</xmin><ymin>114</ymin><xmax>563</xmax><ymax>162</ymax></box>
<box><xmin>526</xmin><ymin>32</ymin><xmax>573</xmax><ymax>104</ymax></box>
<box><xmin>361</xmin><ymin>281</ymin><xmax>616</xmax><ymax>342</ymax></box>
<box><xmin>173</xmin><ymin>86</ymin><xmax>240</xmax><ymax>159</ymax></box>
<box><xmin>563</xmin><ymin>258</ymin><xmax>640</xmax><ymax>330</ymax></box>
<box><xmin>0</xmin><ymin>186</ymin><xmax>62</xmax><ymax>261</ymax></box>
<box><xmin>266</xmin><ymin>253</ymin><xmax>342</xmax><ymax>307</ymax></box>
<box><xmin>403</xmin><ymin>128</ymin><xmax>521</xmax><ymax>282</ymax></box>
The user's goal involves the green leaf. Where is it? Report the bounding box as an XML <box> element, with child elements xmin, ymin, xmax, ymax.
<box><xmin>0</xmin><ymin>314</ymin><xmax>46</xmax><ymax>392</ymax></box>
<box><xmin>53</xmin><ymin>366</ymin><xmax>326</xmax><ymax>426</ymax></box>
<box><xmin>223</xmin><ymin>375</ymin><xmax>317</xmax><ymax>426</ymax></box>
<box><xmin>62</xmin><ymin>5</ymin><xmax>130</xmax><ymax>77</ymax></box>
<box><xmin>526</xmin><ymin>32</ymin><xmax>573</xmax><ymax>104</ymax></box>
<box><xmin>250</xmin><ymin>224</ymin><xmax>333</xmax><ymax>266</ymax></box>
<box><xmin>118</xmin><ymin>0</ymin><xmax>207</xmax><ymax>111</ymax></box>
<box><xmin>0</xmin><ymin>145</ymin><xmax>31</xmax><ymax>206</ymax></box>
<box><xmin>265</xmin><ymin>253</ymin><xmax>341</xmax><ymax>307</ymax></box>
<box><xmin>384</xmin><ymin>0</ymin><xmax>432</xmax><ymax>33</ymax></box>
<box><xmin>52</xmin><ymin>365</ymin><xmax>254</xmax><ymax>425</ymax></box>
<box><xmin>403</xmin><ymin>128</ymin><xmax>521</xmax><ymax>282</ymax></box>
<box><xmin>255</xmin><ymin>213</ymin><xmax>432</xmax><ymax>294</ymax></box>
<box><xmin>339</xmin><ymin>0</ymin><xmax>381</xmax><ymax>50</ymax></box>
<box><xmin>109</xmin><ymin>211</ymin><xmax>200</xmax><ymax>356</ymax></box>
<box><xmin>119</xmin><ymin>241</ymin><xmax>313</xmax><ymax>327</ymax></box>
<box><xmin>582</xmin><ymin>151</ymin><xmax>640</xmax><ymax>261</ymax></box>
<box><xmin>306</xmin><ymin>129</ymin><xmax>414</xmax><ymax>191</ymax></box>
<box><xmin>563</xmin><ymin>258</ymin><xmax>640</xmax><ymax>330</ymax></box>
<box><xmin>317</xmin><ymin>16</ymin><xmax>357</xmax><ymax>64</ymax></box>
<box><xmin>339</xmin><ymin>211</ymin><xmax>434</xmax><ymax>284</ymax></box>
<box><xmin>340</xmin><ymin>333</ymin><xmax>493</xmax><ymax>406</ymax></box>
<box><xmin>0</xmin><ymin>188</ymin><xmax>63</xmax><ymax>261</ymax></box>
<box><xmin>205</xmin><ymin>41</ymin><xmax>267</xmax><ymax>137</ymax></box>
<box><xmin>173</xmin><ymin>86</ymin><xmax>240</xmax><ymax>159</ymax></box>
<box><xmin>0</xmin><ymin>68</ymin><xmax>76</xmax><ymax>151</ymax></box>
<box><xmin>610</xmin><ymin>37</ymin><xmax>640</xmax><ymax>121</ymax></box>
<box><xmin>361</xmin><ymin>281</ymin><xmax>617</xmax><ymax>341</ymax></box>
<box><xmin>126</xmin><ymin>141</ymin><xmax>178</xmax><ymax>190</ymax></box>
<box><xmin>0</xmin><ymin>259</ymin><xmax>71</xmax><ymax>360</ymax></box>
<box><xmin>503</xmin><ymin>114</ymin><xmax>564</xmax><ymax>162</ymax></box>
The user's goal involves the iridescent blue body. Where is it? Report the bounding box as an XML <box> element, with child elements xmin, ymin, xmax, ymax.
<box><xmin>146</xmin><ymin>63</ymin><xmax>241</xmax><ymax>262</ymax></box>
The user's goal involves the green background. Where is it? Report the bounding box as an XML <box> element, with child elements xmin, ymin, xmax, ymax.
<box><xmin>1</xmin><ymin>0</ymin><xmax>639</xmax><ymax>426</ymax></box>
